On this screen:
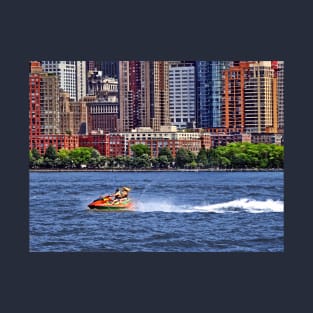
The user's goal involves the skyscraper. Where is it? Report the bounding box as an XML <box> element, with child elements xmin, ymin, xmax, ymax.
<box><xmin>87</xmin><ymin>61</ymin><xmax>119</xmax><ymax>78</ymax></box>
<box><xmin>87</xmin><ymin>61</ymin><xmax>96</xmax><ymax>71</ymax></box>
<box><xmin>196</xmin><ymin>61</ymin><xmax>232</xmax><ymax>128</ymax></box>
<box><xmin>118</xmin><ymin>61</ymin><xmax>170</xmax><ymax>132</ymax></box>
<box><xmin>276</xmin><ymin>61</ymin><xmax>284</xmax><ymax>133</ymax></box>
<box><xmin>169</xmin><ymin>62</ymin><xmax>196</xmax><ymax>129</ymax></box>
<box><xmin>118</xmin><ymin>61</ymin><xmax>150</xmax><ymax>132</ymax></box>
<box><xmin>100</xmin><ymin>61</ymin><xmax>119</xmax><ymax>79</ymax></box>
<box><xmin>223</xmin><ymin>61</ymin><xmax>252</xmax><ymax>131</ymax></box>
<box><xmin>29</xmin><ymin>61</ymin><xmax>60</xmax><ymax>135</ymax></box>
<box><xmin>41</xmin><ymin>72</ymin><xmax>61</xmax><ymax>135</ymax></box>
<box><xmin>29</xmin><ymin>61</ymin><xmax>42</xmax><ymax>149</ymax></box>
<box><xmin>86</xmin><ymin>77</ymin><xmax>119</xmax><ymax>134</ymax></box>
<box><xmin>150</xmin><ymin>61</ymin><xmax>170</xmax><ymax>130</ymax></box>
<box><xmin>41</xmin><ymin>61</ymin><xmax>86</xmax><ymax>101</ymax></box>
<box><xmin>59</xmin><ymin>91</ymin><xmax>88</xmax><ymax>135</ymax></box>
<box><xmin>76</xmin><ymin>61</ymin><xmax>87</xmax><ymax>102</ymax></box>
<box><xmin>244</xmin><ymin>61</ymin><xmax>278</xmax><ymax>133</ymax></box>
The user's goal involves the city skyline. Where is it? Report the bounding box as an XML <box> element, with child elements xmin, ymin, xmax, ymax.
<box><xmin>29</xmin><ymin>60</ymin><xmax>284</xmax><ymax>156</ymax></box>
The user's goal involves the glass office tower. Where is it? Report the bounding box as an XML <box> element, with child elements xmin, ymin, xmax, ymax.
<box><xmin>196</xmin><ymin>61</ymin><xmax>232</xmax><ymax>128</ymax></box>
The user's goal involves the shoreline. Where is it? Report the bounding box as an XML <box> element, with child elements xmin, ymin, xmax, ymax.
<box><xmin>29</xmin><ymin>168</ymin><xmax>284</xmax><ymax>173</ymax></box>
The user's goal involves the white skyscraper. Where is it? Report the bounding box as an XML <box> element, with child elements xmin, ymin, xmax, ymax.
<box><xmin>41</xmin><ymin>61</ymin><xmax>86</xmax><ymax>101</ymax></box>
<box><xmin>169</xmin><ymin>62</ymin><xmax>196</xmax><ymax>129</ymax></box>
<box><xmin>76</xmin><ymin>61</ymin><xmax>87</xmax><ymax>101</ymax></box>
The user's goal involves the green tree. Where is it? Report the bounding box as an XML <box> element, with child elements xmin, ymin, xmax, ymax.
<box><xmin>232</xmin><ymin>152</ymin><xmax>248</xmax><ymax>168</ymax></box>
<box><xmin>98</xmin><ymin>155</ymin><xmax>108</xmax><ymax>168</ymax></box>
<box><xmin>210</xmin><ymin>142</ymin><xmax>284</xmax><ymax>169</ymax></box>
<box><xmin>245</xmin><ymin>144</ymin><xmax>260</xmax><ymax>168</ymax></box>
<box><xmin>158</xmin><ymin>147</ymin><xmax>173</xmax><ymax>163</ymax></box>
<box><xmin>275</xmin><ymin>145</ymin><xmax>284</xmax><ymax>168</ymax></box>
<box><xmin>132</xmin><ymin>154</ymin><xmax>151</xmax><ymax>168</ymax></box>
<box><xmin>44</xmin><ymin>144</ymin><xmax>57</xmax><ymax>160</ymax></box>
<box><xmin>68</xmin><ymin>147</ymin><xmax>94</xmax><ymax>167</ymax></box>
<box><xmin>35</xmin><ymin>157</ymin><xmax>45</xmax><ymax>168</ymax></box>
<box><xmin>219</xmin><ymin>156</ymin><xmax>231</xmax><ymax>168</ymax></box>
<box><xmin>131</xmin><ymin>144</ymin><xmax>149</xmax><ymax>157</ymax></box>
<box><xmin>87</xmin><ymin>149</ymin><xmax>101</xmax><ymax>168</ymax></box>
<box><xmin>188</xmin><ymin>160</ymin><xmax>198</xmax><ymax>169</ymax></box>
<box><xmin>175</xmin><ymin>148</ymin><xmax>194</xmax><ymax>168</ymax></box>
<box><xmin>158</xmin><ymin>155</ymin><xmax>170</xmax><ymax>168</ymax></box>
<box><xmin>29</xmin><ymin>150</ymin><xmax>34</xmax><ymax>168</ymax></box>
<box><xmin>107</xmin><ymin>157</ymin><xmax>115</xmax><ymax>168</ymax></box>
<box><xmin>29</xmin><ymin>148</ymin><xmax>44</xmax><ymax>168</ymax></box>
<box><xmin>207</xmin><ymin>148</ymin><xmax>219</xmax><ymax>168</ymax></box>
<box><xmin>268</xmin><ymin>144</ymin><xmax>284</xmax><ymax>168</ymax></box>
<box><xmin>44</xmin><ymin>144</ymin><xmax>58</xmax><ymax>168</ymax></box>
<box><xmin>115</xmin><ymin>155</ymin><xmax>126</xmax><ymax>168</ymax></box>
<box><xmin>31</xmin><ymin>147</ymin><xmax>41</xmax><ymax>160</ymax></box>
<box><xmin>56</xmin><ymin>148</ymin><xmax>72</xmax><ymax>168</ymax></box>
<box><xmin>197</xmin><ymin>148</ymin><xmax>208</xmax><ymax>168</ymax></box>
<box><xmin>123</xmin><ymin>156</ymin><xmax>132</xmax><ymax>168</ymax></box>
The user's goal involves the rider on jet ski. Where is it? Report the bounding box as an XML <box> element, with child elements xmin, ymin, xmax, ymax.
<box><xmin>112</xmin><ymin>186</ymin><xmax>131</xmax><ymax>203</ymax></box>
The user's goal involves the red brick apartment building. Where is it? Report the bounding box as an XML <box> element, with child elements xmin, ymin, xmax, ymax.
<box><xmin>79</xmin><ymin>134</ymin><xmax>124</xmax><ymax>157</ymax></box>
<box><xmin>29</xmin><ymin>61</ymin><xmax>41</xmax><ymax>143</ymax></box>
<box><xmin>30</xmin><ymin>135</ymin><xmax>79</xmax><ymax>155</ymax></box>
<box><xmin>29</xmin><ymin>61</ymin><xmax>80</xmax><ymax>155</ymax></box>
<box><xmin>210</xmin><ymin>133</ymin><xmax>251</xmax><ymax>148</ymax></box>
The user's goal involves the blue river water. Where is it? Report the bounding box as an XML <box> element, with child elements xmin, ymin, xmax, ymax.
<box><xmin>29</xmin><ymin>171</ymin><xmax>284</xmax><ymax>252</ymax></box>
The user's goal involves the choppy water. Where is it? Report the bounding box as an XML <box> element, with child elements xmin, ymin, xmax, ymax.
<box><xmin>29</xmin><ymin>171</ymin><xmax>284</xmax><ymax>252</ymax></box>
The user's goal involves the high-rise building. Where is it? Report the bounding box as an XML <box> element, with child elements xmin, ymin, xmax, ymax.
<box><xmin>195</xmin><ymin>61</ymin><xmax>209</xmax><ymax>128</ymax></box>
<box><xmin>85</xmin><ymin>76</ymin><xmax>119</xmax><ymax>134</ymax></box>
<box><xmin>41</xmin><ymin>72</ymin><xmax>60</xmax><ymax>135</ymax></box>
<box><xmin>59</xmin><ymin>91</ymin><xmax>88</xmax><ymax>135</ymax></box>
<box><xmin>118</xmin><ymin>61</ymin><xmax>150</xmax><ymax>131</ymax></box>
<box><xmin>244</xmin><ymin>61</ymin><xmax>278</xmax><ymax>133</ymax></box>
<box><xmin>118</xmin><ymin>61</ymin><xmax>170</xmax><ymax>132</ymax></box>
<box><xmin>223</xmin><ymin>61</ymin><xmax>253</xmax><ymax>131</ymax></box>
<box><xmin>29</xmin><ymin>61</ymin><xmax>42</xmax><ymax>149</ymax></box>
<box><xmin>30</xmin><ymin>62</ymin><xmax>60</xmax><ymax>135</ymax></box>
<box><xmin>169</xmin><ymin>62</ymin><xmax>196</xmax><ymax>129</ymax></box>
<box><xmin>87</xmin><ymin>72</ymin><xmax>118</xmax><ymax>98</ymax></box>
<box><xmin>87</xmin><ymin>61</ymin><xmax>119</xmax><ymax>78</ymax></box>
<box><xmin>223</xmin><ymin>60</ymin><xmax>283</xmax><ymax>135</ymax></box>
<box><xmin>100</xmin><ymin>61</ymin><xmax>119</xmax><ymax>79</ymax></box>
<box><xmin>196</xmin><ymin>61</ymin><xmax>232</xmax><ymax>128</ymax></box>
<box><xmin>276</xmin><ymin>61</ymin><xmax>284</xmax><ymax>133</ymax></box>
<box><xmin>150</xmin><ymin>61</ymin><xmax>170</xmax><ymax>131</ymax></box>
<box><xmin>87</xmin><ymin>101</ymin><xmax>119</xmax><ymax>134</ymax></box>
<box><xmin>76</xmin><ymin>61</ymin><xmax>87</xmax><ymax>102</ymax></box>
<box><xmin>29</xmin><ymin>61</ymin><xmax>84</xmax><ymax>154</ymax></box>
<box><xmin>87</xmin><ymin>61</ymin><xmax>96</xmax><ymax>71</ymax></box>
<box><xmin>41</xmin><ymin>61</ymin><xmax>87</xmax><ymax>101</ymax></box>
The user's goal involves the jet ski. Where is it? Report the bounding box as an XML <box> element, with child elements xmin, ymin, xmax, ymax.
<box><xmin>88</xmin><ymin>195</ymin><xmax>135</xmax><ymax>211</ymax></box>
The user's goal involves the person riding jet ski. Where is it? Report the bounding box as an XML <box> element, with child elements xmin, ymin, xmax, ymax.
<box><xmin>120</xmin><ymin>186</ymin><xmax>131</xmax><ymax>199</ymax></box>
<box><xmin>112</xmin><ymin>186</ymin><xmax>131</xmax><ymax>204</ymax></box>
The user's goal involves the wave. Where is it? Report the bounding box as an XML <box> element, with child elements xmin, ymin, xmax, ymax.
<box><xmin>135</xmin><ymin>198</ymin><xmax>284</xmax><ymax>213</ymax></box>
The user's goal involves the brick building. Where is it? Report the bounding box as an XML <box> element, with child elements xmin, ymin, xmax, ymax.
<box><xmin>59</xmin><ymin>91</ymin><xmax>87</xmax><ymax>135</ymax></box>
<box><xmin>86</xmin><ymin>102</ymin><xmax>119</xmax><ymax>134</ymax></box>
<box><xmin>29</xmin><ymin>61</ymin><xmax>80</xmax><ymax>155</ymax></box>
<box><xmin>30</xmin><ymin>134</ymin><xmax>79</xmax><ymax>155</ymax></box>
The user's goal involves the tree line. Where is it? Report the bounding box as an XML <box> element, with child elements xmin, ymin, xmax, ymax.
<box><xmin>29</xmin><ymin>142</ymin><xmax>284</xmax><ymax>170</ymax></box>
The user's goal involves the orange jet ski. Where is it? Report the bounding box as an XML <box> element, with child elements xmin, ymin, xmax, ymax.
<box><xmin>88</xmin><ymin>195</ymin><xmax>135</xmax><ymax>212</ymax></box>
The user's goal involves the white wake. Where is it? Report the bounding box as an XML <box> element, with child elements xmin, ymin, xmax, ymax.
<box><xmin>134</xmin><ymin>198</ymin><xmax>284</xmax><ymax>213</ymax></box>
